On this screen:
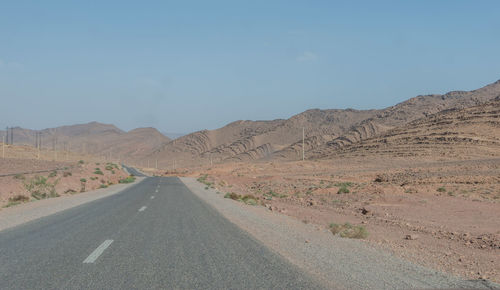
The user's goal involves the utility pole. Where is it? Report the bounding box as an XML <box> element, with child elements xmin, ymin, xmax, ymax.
<box><xmin>302</xmin><ymin>127</ymin><xmax>305</xmax><ymax>161</ymax></box>
<box><xmin>2</xmin><ymin>134</ymin><xmax>5</xmax><ymax>158</ymax></box>
<box><xmin>5</xmin><ymin>127</ymin><xmax>8</xmax><ymax>145</ymax></box>
<box><xmin>53</xmin><ymin>129</ymin><xmax>57</xmax><ymax>161</ymax></box>
<box><xmin>37</xmin><ymin>132</ymin><xmax>41</xmax><ymax>160</ymax></box>
<box><xmin>10</xmin><ymin>127</ymin><xmax>13</xmax><ymax>145</ymax></box>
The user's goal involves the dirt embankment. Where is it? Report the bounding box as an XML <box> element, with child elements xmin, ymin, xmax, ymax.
<box><xmin>0</xmin><ymin>158</ymin><xmax>130</xmax><ymax>209</ymax></box>
<box><xmin>171</xmin><ymin>157</ymin><xmax>500</xmax><ymax>283</ymax></box>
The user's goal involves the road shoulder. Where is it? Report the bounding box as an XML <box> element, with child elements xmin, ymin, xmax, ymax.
<box><xmin>0</xmin><ymin>177</ymin><xmax>146</xmax><ymax>232</ymax></box>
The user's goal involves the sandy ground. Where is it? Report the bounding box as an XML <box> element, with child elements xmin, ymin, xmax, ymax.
<box><xmin>158</xmin><ymin>157</ymin><xmax>500</xmax><ymax>283</ymax></box>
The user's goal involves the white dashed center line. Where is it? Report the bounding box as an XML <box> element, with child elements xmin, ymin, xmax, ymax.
<box><xmin>150</xmin><ymin>196</ymin><xmax>155</xmax><ymax>199</ymax></box>
<box><xmin>83</xmin><ymin>240</ymin><xmax>113</xmax><ymax>264</ymax></box>
<box><xmin>138</xmin><ymin>206</ymin><xmax>147</xmax><ymax>212</ymax></box>
<box><xmin>155</xmin><ymin>189</ymin><xmax>158</xmax><ymax>193</ymax></box>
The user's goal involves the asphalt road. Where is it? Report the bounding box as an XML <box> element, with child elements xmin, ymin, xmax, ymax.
<box><xmin>0</xmin><ymin>176</ymin><xmax>322</xmax><ymax>289</ymax></box>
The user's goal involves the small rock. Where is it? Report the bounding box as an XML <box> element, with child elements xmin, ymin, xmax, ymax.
<box><xmin>361</xmin><ymin>207</ymin><xmax>369</xmax><ymax>215</ymax></box>
<box><xmin>405</xmin><ymin>234</ymin><xmax>419</xmax><ymax>240</ymax></box>
<box><xmin>305</xmin><ymin>240</ymin><xmax>309</xmax><ymax>243</ymax></box>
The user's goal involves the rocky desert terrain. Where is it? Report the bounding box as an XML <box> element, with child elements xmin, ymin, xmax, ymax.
<box><xmin>2</xmin><ymin>79</ymin><xmax>499</xmax><ymax>284</ymax></box>
<box><xmin>0</xmin><ymin>144</ymin><xmax>132</xmax><ymax>209</ymax></box>
<box><xmin>148</xmin><ymin>95</ymin><xmax>500</xmax><ymax>283</ymax></box>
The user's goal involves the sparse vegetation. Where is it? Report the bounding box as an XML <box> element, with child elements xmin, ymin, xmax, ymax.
<box><xmin>330</xmin><ymin>222</ymin><xmax>368</xmax><ymax>239</ymax></box>
<box><xmin>437</xmin><ymin>187</ymin><xmax>446</xmax><ymax>192</ymax></box>
<box><xmin>94</xmin><ymin>169</ymin><xmax>104</xmax><ymax>175</ymax></box>
<box><xmin>24</xmin><ymin>176</ymin><xmax>58</xmax><ymax>200</ymax></box>
<box><xmin>3</xmin><ymin>195</ymin><xmax>30</xmax><ymax>208</ymax></box>
<box><xmin>119</xmin><ymin>176</ymin><xmax>136</xmax><ymax>184</ymax></box>
<box><xmin>223</xmin><ymin>192</ymin><xmax>258</xmax><ymax>205</ymax></box>
<box><xmin>80</xmin><ymin>178</ymin><xmax>86</xmax><ymax>192</ymax></box>
<box><xmin>337</xmin><ymin>185</ymin><xmax>350</xmax><ymax>194</ymax></box>
<box><xmin>334</xmin><ymin>182</ymin><xmax>353</xmax><ymax>187</ymax></box>
<box><xmin>78</xmin><ymin>160</ymin><xmax>84</xmax><ymax>164</ymax></box>
<box><xmin>100</xmin><ymin>184</ymin><xmax>108</xmax><ymax>189</ymax></box>
<box><xmin>13</xmin><ymin>173</ymin><xmax>25</xmax><ymax>180</ymax></box>
<box><xmin>241</xmin><ymin>194</ymin><xmax>258</xmax><ymax>205</ymax></box>
<box><xmin>48</xmin><ymin>170</ymin><xmax>57</xmax><ymax>178</ymax></box>
<box><xmin>224</xmin><ymin>192</ymin><xmax>240</xmax><ymax>200</ymax></box>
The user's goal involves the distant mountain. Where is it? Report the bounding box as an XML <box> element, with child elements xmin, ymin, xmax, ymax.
<box><xmin>147</xmin><ymin>79</ymin><xmax>500</xmax><ymax>167</ymax></box>
<box><xmin>4</xmin><ymin>79</ymin><xmax>499</xmax><ymax>168</ymax></box>
<box><xmin>0</xmin><ymin>122</ymin><xmax>171</xmax><ymax>162</ymax></box>
<box><xmin>161</xmin><ymin>132</ymin><xmax>186</xmax><ymax>140</ymax></box>
<box><xmin>146</xmin><ymin>109</ymin><xmax>380</xmax><ymax>167</ymax></box>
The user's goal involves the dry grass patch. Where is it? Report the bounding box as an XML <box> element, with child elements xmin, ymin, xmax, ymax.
<box><xmin>329</xmin><ymin>222</ymin><xmax>368</xmax><ymax>239</ymax></box>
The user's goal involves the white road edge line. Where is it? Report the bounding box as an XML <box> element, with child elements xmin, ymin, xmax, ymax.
<box><xmin>151</xmin><ymin>196</ymin><xmax>155</xmax><ymax>199</ymax></box>
<box><xmin>139</xmin><ymin>206</ymin><xmax>147</xmax><ymax>212</ymax></box>
<box><xmin>83</xmin><ymin>240</ymin><xmax>113</xmax><ymax>264</ymax></box>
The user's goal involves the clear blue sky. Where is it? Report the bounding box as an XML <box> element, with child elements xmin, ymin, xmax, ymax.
<box><xmin>1</xmin><ymin>0</ymin><xmax>499</xmax><ymax>133</ymax></box>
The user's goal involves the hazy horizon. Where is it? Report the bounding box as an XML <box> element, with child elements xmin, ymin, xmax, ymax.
<box><xmin>1</xmin><ymin>1</ymin><xmax>499</xmax><ymax>133</ymax></box>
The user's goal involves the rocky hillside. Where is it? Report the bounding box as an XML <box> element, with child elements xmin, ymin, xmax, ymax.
<box><xmin>146</xmin><ymin>109</ymin><xmax>379</xmax><ymax>167</ymax></box>
<box><xmin>286</xmin><ymin>79</ymin><xmax>500</xmax><ymax>159</ymax></box>
<box><xmin>147</xmin><ymin>79</ymin><xmax>500</xmax><ymax>167</ymax></box>
<box><xmin>321</xmin><ymin>97</ymin><xmax>500</xmax><ymax>159</ymax></box>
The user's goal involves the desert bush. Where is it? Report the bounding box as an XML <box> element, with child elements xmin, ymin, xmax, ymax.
<box><xmin>105</xmin><ymin>165</ymin><xmax>114</xmax><ymax>171</ymax></box>
<box><xmin>24</xmin><ymin>176</ymin><xmax>58</xmax><ymax>200</ymax></box>
<box><xmin>94</xmin><ymin>169</ymin><xmax>104</xmax><ymax>175</ymax></box>
<box><xmin>48</xmin><ymin>170</ymin><xmax>57</xmax><ymax>178</ymax></box>
<box><xmin>224</xmin><ymin>192</ymin><xmax>241</xmax><ymax>200</ymax></box>
<box><xmin>64</xmin><ymin>189</ymin><xmax>77</xmax><ymax>194</ymax></box>
<box><xmin>78</xmin><ymin>160</ymin><xmax>84</xmax><ymax>164</ymax></box>
<box><xmin>242</xmin><ymin>194</ymin><xmax>258</xmax><ymax>205</ymax></box>
<box><xmin>3</xmin><ymin>195</ymin><xmax>30</xmax><ymax>208</ymax></box>
<box><xmin>119</xmin><ymin>176</ymin><xmax>136</xmax><ymax>184</ymax></box>
<box><xmin>437</xmin><ymin>187</ymin><xmax>446</xmax><ymax>192</ymax></box>
<box><xmin>9</xmin><ymin>194</ymin><xmax>30</xmax><ymax>202</ymax></box>
<box><xmin>334</xmin><ymin>182</ymin><xmax>353</xmax><ymax>187</ymax></box>
<box><xmin>337</xmin><ymin>185</ymin><xmax>350</xmax><ymax>194</ymax></box>
<box><xmin>267</xmin><ymin>190</ymin><xmax>279</xmax><ymax>197</ymax></box>
<box><xmin>13</xmin><ymin>174</ymin><xmax>25</xmax><ymax>180</ymax></box>
<box><xmin>100</xmin><ymin>184</ymin><xmax>108</xmax><ymax>189</ymax></box>
<box><xmin>329</xmin><ymin>223</ymin><xmax>368</xmax><ymax>239</ymax></box>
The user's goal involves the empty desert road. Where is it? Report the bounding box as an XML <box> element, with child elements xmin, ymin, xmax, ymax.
<box><xmin>0</xmin><ymin>176</ymin><xmax>323</xmax><ymax>289</ymax></box>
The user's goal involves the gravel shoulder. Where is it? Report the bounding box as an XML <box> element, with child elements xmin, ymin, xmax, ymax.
<box><xmin>0</xmin><ymin>177</ymin><xmax>145</xmax><ymax>232</ymax></box>
<box><xmin>181</xmin><ymin>177</ymin><xmax>499</xmax><ymax>289</ymax></box>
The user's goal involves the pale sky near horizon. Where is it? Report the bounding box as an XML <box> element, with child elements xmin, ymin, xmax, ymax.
<box><xmin>1</xmin><ymin>0</ymin><xmax>499</xmax><ymax>134</ymax></box>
